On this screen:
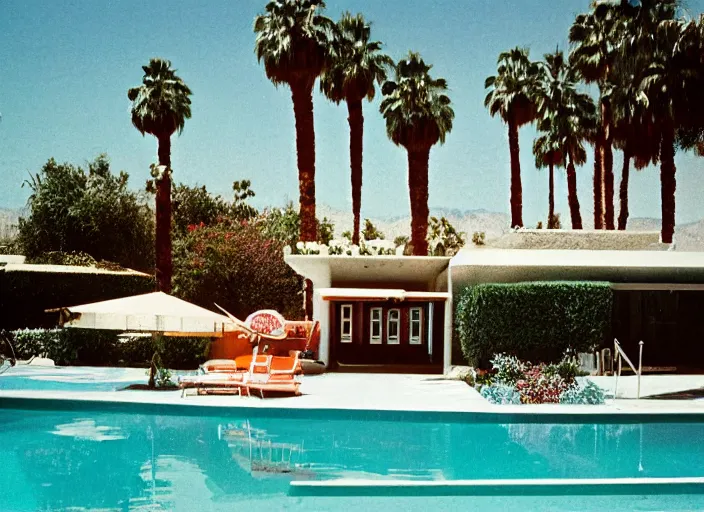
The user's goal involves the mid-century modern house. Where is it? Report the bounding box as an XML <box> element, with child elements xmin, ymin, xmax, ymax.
<box><xmin>285</xmin><ymin>230</ymin><xmax>704</xmax><ymax>374</ymax></box>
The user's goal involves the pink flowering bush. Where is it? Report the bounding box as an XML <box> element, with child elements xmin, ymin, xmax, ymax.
<box><xmin>478</xmin><ymin>353</ymin><xmax>599</xmax><ymax>405</ymax></box>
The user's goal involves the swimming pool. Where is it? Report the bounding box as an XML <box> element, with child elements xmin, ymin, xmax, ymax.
<box><xmin>0</xmin><ymin>366</ymin><xmax>194</xmax><ymax>392</ymax></box>
<box><xmin>1</xmin><ymin>402</ymin><xmax>704</xmax><ymax>511</ymax></box>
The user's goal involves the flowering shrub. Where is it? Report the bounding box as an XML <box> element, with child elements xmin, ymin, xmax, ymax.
<box><xmin>173</xmin><ymin>221</ymin><xmax>304</xmax><ymax>320</ymax></box>
<box><xmin>543</xmin><ymin>355</ymin><xmax>581</xmax><ymax>384</ymax></box>
<box><xmin>476</xmin><ymin>352</ymin><xmax>605</xmax><ymax>405</ymax></box>
<box><xmin>560</xmin><ymin>380</ymin><xmax>606</xmax><ymax>405</ymax></box>
<box><xmin>490</xmin><ymin>353</ymin><xmax>527</xmax><ymax>386</ymax></box>
<box><xmin>516</xmin><ymin>366</ymin><xmax>570</xmax><ymax>404</ymax></box>
<box><xmin>480</xmin><ymin>384</ymin><xmax>521</xmax><ymax>405</ymax></box>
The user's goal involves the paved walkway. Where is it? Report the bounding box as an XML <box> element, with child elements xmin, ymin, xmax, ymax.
<box><xmin>3</xmin><ymin>371</ymin><xmax>704</xmax><ymax>415</ymax></box>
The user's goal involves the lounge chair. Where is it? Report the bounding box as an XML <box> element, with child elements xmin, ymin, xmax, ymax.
<box><xmin>245</xmin><ymin>351</ymin><xmax>302</xmax><ymax>398</ymax></box>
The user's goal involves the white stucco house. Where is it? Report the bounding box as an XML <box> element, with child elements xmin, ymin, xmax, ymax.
<box><xmin>285</xmin><ymin>230</ymin><xmax>704</xmax><ymax>374</ymax></box>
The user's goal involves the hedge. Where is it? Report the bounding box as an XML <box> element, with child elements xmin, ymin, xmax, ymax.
<box><xmin>0</xmin><ymin>267</ymin><xmax>155</xmax><ymax>330</ymax></box>
<box><xmin>456</xmin><ymin>281</ymin><xmax>613</xmax><ymax>368</ymax></box>
<box><xmin>8</xmin><ymin>328</ymin><xmax>210</xmax><ymax>369</ymax></box>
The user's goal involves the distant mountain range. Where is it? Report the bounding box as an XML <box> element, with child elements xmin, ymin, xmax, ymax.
<box><xmin>0</xmin><ymin>208</ymin><xmax>22</xmax><ymax>241</ymax></box>
<box><xmin>3</xmin><ymin>204</ymin><xmax>704</xmax><ymax>251</ymax></box>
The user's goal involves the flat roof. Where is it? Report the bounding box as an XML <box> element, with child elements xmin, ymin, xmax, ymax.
<box><xmin>317</xmin><ymin>287</ymin><xmax>451</xmax><ymax>301</ymax></box>
<box><xmin>450</xmin><ymin>248</ymin><xmax>704</xmax><ymax>289</ymax></box>
<box><xmin>284</xmin><ymin>255</ymin><xmax>450</xmax><ymax>285</ymax></box>
<box><xmin>2</xmin><ymin>263</ymin><xmax>150</xmax><ymax>277</ymax></box>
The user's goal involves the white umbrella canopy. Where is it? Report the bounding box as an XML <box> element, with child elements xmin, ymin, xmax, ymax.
<box><xmin>56</xmin><ymin>292</ymin><xmax>233</xmax><ymax>337</ymax></box>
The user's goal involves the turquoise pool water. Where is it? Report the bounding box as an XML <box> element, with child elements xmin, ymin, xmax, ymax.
<box><xmin>1</xmin><ymin>404</ymin><xmax>704</xmax><ymax>511</ymax></box>
<box><xmin>0</xmin><ymin>366</ymin><xmax>193</xmax><ymax>392</ymax></box>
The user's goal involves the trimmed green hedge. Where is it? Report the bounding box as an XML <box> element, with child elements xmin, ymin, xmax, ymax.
<box><xmin>456</xmin><ymin>281</ymin><xmax>613</xmax><ymax>367</ymax></box>
<box><xmin>0</xmin><ymin>268</ymin><xmax>154</xmax><ymax>330</ymax></box>
<box><xmin>8</xmin><ymin>328</ymin><xmax>210</xmax><ymax>369</ymax></box>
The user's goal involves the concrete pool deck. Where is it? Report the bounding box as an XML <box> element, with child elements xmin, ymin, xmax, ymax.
<box><xmin>3</xmin><ymin>369</ymin><xmax>704</xmax><ymax>415</ymax></box>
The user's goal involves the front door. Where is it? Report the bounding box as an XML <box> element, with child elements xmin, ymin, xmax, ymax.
<box><xmin>333</xmin><ymin>301</ymin><xmax>434</xmax><ymax>365</ymax></box>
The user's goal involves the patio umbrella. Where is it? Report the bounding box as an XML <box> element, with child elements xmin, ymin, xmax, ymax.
<box><xmin>52</xmin><ymin>292</ymin><xmax>232</xmax><ymax>337</ymax></box>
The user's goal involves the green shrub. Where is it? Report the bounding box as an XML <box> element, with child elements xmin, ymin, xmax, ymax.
<box><xmin>0</xmin><ymin>268</ymin><xmax>154</xmax><ymax>330</ymax></box>
<box><xmin>456</xmin><ymin>281</ymin><xmax>612</xmax><ymax>367</ymax></box>
<box><xmin>8</xmin><ymin>328</ymin><xmax>210</xmax><ymax>369</ymax></box>
<box><xmin>560</xmin><ymin>380</ymin><xmax>606</xmax><ymax>405</ymax></box>
<box><xmin>480</xmin><ymin>384</ymin><xmax>521</xmax><ymax>405</ymax></box>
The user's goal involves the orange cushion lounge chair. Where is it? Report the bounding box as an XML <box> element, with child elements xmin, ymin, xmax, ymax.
<box><xmin>245</xmin><ymin>351</ymin><xmax>302</xmax><ymax>398</ymax></box>
<box><xmin>200</xmin><ymin>359</ymin><xmax>239</xmax><ymax>373</ymax></box>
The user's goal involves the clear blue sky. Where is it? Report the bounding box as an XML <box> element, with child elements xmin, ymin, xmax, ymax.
<box><xmin>1</xmin><ymin>0</ymin><xmax>704</xmax><ymax>226</ymax></box>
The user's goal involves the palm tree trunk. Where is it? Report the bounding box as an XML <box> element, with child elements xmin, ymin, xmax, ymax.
<box><xmin>155</xmin><ymin>136</ymin><xmax>172</xmax><ymax>293</ymax></box>
<box><xmin>617</xmin><ymin>148</ymin><xmax>631</xmax><ymax>231</ymax></box>
<box><xmin>407</xmin><ymin>148</ymin><xmax>431</xmax><ymax>256</ymax></box>
<box><xmin>291</xmin><ymin>80</ymin><xmax>317</xmax><ymax>243</ymax></box>
<box><xmin>347</xmin><ymin>98</ymin><xmax>364</xmax><ymax>246</ymax></box>
<box><xmin>508</xmin><ymin>117</ymin><xmax>523</xmax><ymax>228</ymax></box>
<box><xmin>548</xmin><ymin>162</ymin><xmax>555</xmax><ymax>229</ymax></box>
<box><xmin>567</xmin><ymin>155</ymin><xmax>583</xmax><ymax>230</ymax></box>
<box><xmin>601</xmin><ymin>101</ymin><xmax>615</xmax><ymax>230</ymax></box>
<box><xmin>593</xmin><ymin>138</ymin><xmax>603</xmax><ymax>229</ymax></box>
<box><xmin>660</xmin><ymin>122</ymin><xmax>676</xmax><ymax>244</ymax></box>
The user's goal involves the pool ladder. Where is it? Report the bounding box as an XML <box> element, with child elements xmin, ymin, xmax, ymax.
<box><xmin>0</xmin><ymin>332</ymin><xmax>17</xmax><ymax>375</ymax></box>
<box><xmin>613</xmin><ymin>338</ymin><xmax>644</xmax><ymax>399</ymax></box>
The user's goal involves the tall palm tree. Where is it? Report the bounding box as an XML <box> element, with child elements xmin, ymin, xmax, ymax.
<box><xmin>533</xmin><ymin>130</ymin><xmax>563</xmax><ymax>229</ymax></box>
<box><xmin>611</xmin><ymin>67</ymin><xmax>659</xmax><ymax>230</ymax></box>
<box><xmin>569</xmin><ymin>3</ymin><xmax>623</xmax><ymax>230</ymax></box>
<box><xmin>128</xmin><ymin>58</ymin><xmax>192</xmax><ymax>293</ymax></box>
<box><xmin>556</xmin><ymin>97</ymin><xmax>597</xmax><ymax>230</ymax></box>
<box><xmin>639</xmin><ymin>17</ymin><xmax>698</xmax><ymax>244</ymax></box>
<box><xmin>254</xmin><ymin>0</ymin><xmax>334</xmax><ymax>243</ymax></box>
<box><xmin>320</xmin><ymin>12</ymin><xmax>393</xmax><ymax>246</ymax></box>
<box><xmin>611</xmin><ymin>0</ymin><xmax>678</xmax><ymax>231</ymax></box>
<box><xmin>485</xmin><ymin>47</ymin><xmax>542</xmax><ymax>228</ymax></box>
<box><xmin>380</xmin><ymin>53</ymin><xmax>454</xmax><ymax>256</ymax></box>
<box><xmin>535</xmin><ymin>49</ymin><xmax>596</xmax><ymax>230</ymax></box>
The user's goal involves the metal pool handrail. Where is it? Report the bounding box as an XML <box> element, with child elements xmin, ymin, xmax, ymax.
<box><xmin>0</xmin><ymin>332</ymin><xmax>17</xmax><ymax>375</ymax></box>
<box><xmin>613</xmin><ymin>338</ymin><xmax>644</xmax><ymax>400</ymax></box>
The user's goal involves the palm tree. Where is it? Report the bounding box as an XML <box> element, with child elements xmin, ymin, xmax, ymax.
<box><xmin>254</xmin><ymin>0</ymin><xmax>334</xmax><ymax>243</ymax></box>
<box><xmin>556</xmin><ymin>97</ymin><xmax>597</xmax><ymax>230</ymax></box>
<box><xmin>533</xmin><ymin>130</ymin><xmax>563</xmax><ymax>228</ymax></box>
<box><xmin>128</xmin><ymin>58</ymin><xmax>192</xmax><ymax>293</ymax></box>
<box><xmin>569</xmin><ymin>3</ymin><xmax>623</xmax><ymax>230</ymax></box>
<box><xmin>485</xmin><ymin>47</ymin><xmax>542</xmax><ymax>228</ymax></box>
<box><xmin>639</xmin><ymin>17</ymin><xmax>699</xmax><ymax>244</ymax></box>
<box><xmin>380</xmin><ymin>52</ymin><xmax>454</xmax><ymax>256</ymax></box>
<box><xmin>320</xmin><ymin>12</ymin><xmax>393</xmax><ymax>246</ymax></box>
<box><xmin>535</xmin><ymin>49</ymin><xmax>596</xmax><ymax>230</ymax></box>
<box><xmin>611</xmin><ymin>67</ymin><xmax>659</xmax><ymax>230</ymax></box>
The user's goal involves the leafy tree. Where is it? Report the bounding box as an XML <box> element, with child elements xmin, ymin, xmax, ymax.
<box><xmin>258</xmin><ymin>201</ymin><xmax>332</xmax><ymax>248</ymax></box>
<box><xmin>170</xmin><ymin>180</ymin><xmax>259</xmax><ymax>237</ymax></box>
<box><xmin>427</xmin><ymin>216</ymin><xmax>465</xmax><ymax>256</ymax></box>
<box><xmin>254</xmin><ymin>0</ymin><xmax>335</xmax><ymax>243</ymax></box>
<box><xmin>361</xmin><ymin>218</ymin><xmax>384</xmax><ymax>240</ymax></box>
<box><xmin>393</xmin><ymin>235</ymin><xmax>409</xmax><ymax>247</ymax></box>
<box><xmin>128</xmin><ymin>58</ymin><xmax>192</xmax><ymax>292</ymax></box>
<box><xmin>17</xmin><ymin>155</ymin><xmax>154</xmax><ymax>272</ymax></box>
<box><xmin>317</xmin><ymin>217</ymin><xmax>335</xmax><ymax>245</ymax></box>
<box><xmin>173</xmin><ymin>222</ymin><xmax>304</xmax><ymax>320</ymax></box>
<box><xmin>231</xmin><ymin>180</ymin><xmax>258</xmax><ymax>221</ymax></box>
<box><xmin>171</xmin><ymin>184</ymin><xmax>232</xmax><ymax>237</ymax></box>
<box><xmin>485</xmin><ymin>47</ymin><xmax>543</xmax><ymax>229</ymax></box>
<box><xmin>380</xmin><ymin>52</ymin><xmax>454</xmax><ymax>256</ymax></box>
<box><xmin>260</xmin><ymin>202</ymin><xmax>301</xmax><ymax>248</ymax></box>
<box><xmin>321</xmin><ymin>12</ymin><xmax>393</xmax><ymax>245</ymax></box>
